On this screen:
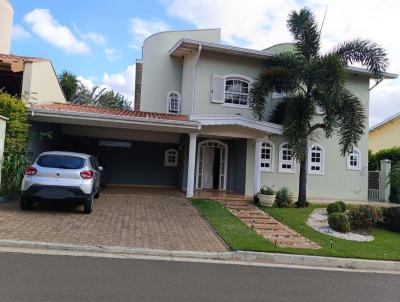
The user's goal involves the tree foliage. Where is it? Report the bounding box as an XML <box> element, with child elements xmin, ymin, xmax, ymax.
<box><xmin>58</xmin><ymin>71</ymin><xmax>132</xmax><ymax>110</ymax></box>
<box><xmin>0</xmin><ymin>92</ymin><xmax>29</xmax><ymax>194</ymax></box>
<box><xmin>250</xmin><ymin>7</ymin><xmax>388</xmax><ymax>206</ymax></box>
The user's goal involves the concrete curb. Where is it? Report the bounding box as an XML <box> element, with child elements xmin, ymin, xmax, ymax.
<box><xmin>0</xmin><ymin>239</ymin><xmax>398</xmax><ymax>273</ymax></box>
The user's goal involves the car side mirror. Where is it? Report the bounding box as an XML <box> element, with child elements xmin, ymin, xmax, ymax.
<box><xmin>99</xmin><ymin>166</ymin><xmax>104</xmax><ymax>172</ymax></box>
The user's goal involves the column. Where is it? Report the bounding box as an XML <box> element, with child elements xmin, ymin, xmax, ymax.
<box><xmin>253</xmin><ymin>138</ymin><xmax>263</xmax><ymax>195</ymax></box>
<box><xmin>380</xmin><ymin>159</ymin><xmax>392</xmax><ymax>202</ymax></box>
<box><xmin>186</xmin><ymin>133</ymin><xmax>198</xmax><ymax>198</ymax></box>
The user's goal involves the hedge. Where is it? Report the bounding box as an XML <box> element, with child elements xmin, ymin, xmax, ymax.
<box><xmin>369</xmin><ymin>147</ymin><xmax>400</xmax><ymax>203</ymax></box>
<box><xmin>0</xmin><ymin>92</ymin><xmax>29</xmax><ymax>194</ymax></box>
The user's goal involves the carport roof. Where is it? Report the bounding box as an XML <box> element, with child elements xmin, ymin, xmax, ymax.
<box><xmin>31</xmin><ymin>102</ymin><xmax>189</xmax><ymax>121</ymax></box>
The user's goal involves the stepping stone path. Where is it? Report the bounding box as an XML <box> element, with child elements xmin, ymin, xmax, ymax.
<box><xmin>222</xmin><ymin>200</ymin><xmax>320</xmax><ymax>249</ymax></box>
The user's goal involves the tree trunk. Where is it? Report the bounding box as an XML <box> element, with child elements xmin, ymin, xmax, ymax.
<box><xmin>297</xmin><ymin>146</ymin><xmax>308</xmax><ymax>207</ymax></box>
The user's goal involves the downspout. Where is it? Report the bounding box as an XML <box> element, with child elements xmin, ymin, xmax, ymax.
<box><xmin>191</xmin><ymin>44</ymin><xmax>202</xmax><ymax>116</ymax></box>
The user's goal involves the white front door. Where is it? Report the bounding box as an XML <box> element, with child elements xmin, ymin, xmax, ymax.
<box><xmin>202</xmin><ymin>147</ymin><xmax>215</xmax><ymax>189</ymax></box>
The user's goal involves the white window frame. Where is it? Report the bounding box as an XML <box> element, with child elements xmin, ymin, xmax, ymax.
<box><xmin>223</xmin><ymin>74</ymin><xmax>253</xmax><ymax>108</ymax></box>
<box><xmin>347</xmin><ymin>148</ymin><xmax>361</xmax><ymax>171</ymax></box>
<box><xmin>261</xmin><ymin>141</ymin><xmax>275</xmax><ymax>172</ymax></box>
<box><xmin>167</xmin><ymin>91</ymin><xmax>181</xmax><ymax>114</ymax></box>
<box><xmin>308</xmin><ymin>144</ymin><xmax>325</xmax><ymax>175</ymax></box>
<box><xmin>164</xmin><ymin>149</ymin><xmax>178</xmax><ymax>167</ymax></box>
<box><xmin>278</xmin><ymin>142</ymin><xmax>296</xmax><ymax>173</ymax></box>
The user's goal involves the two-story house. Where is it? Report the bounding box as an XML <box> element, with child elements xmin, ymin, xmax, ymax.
<box><xmin>28</xmin><ymin>28</ymin><xmax>397</xmax><ymax>202</ymax></box>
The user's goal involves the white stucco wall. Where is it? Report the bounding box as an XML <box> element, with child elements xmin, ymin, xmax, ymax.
<box><xmin>245</xmin><ymin>76</ymin><xmax>370</xmax><ymax>202</ymax></box>
<box><xmin>21</xmin><ymin>61</ymin><xmax>66</xmax><ymax>104</ymax></box>
<box><xmin>140</xmin><ymin>29</ymin><xmax>221</xmax><ymax>113</ymax></box>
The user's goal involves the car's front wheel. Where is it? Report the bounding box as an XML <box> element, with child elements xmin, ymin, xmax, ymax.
<box><xmin>20</xmin><ymin>198</ymin><xmax>33</xmax><ymax>210</ymax></box>
<box><xmin>83</xmin><ymin>195</ymin><xmax>93</xmax><ymax>214</ymax></box>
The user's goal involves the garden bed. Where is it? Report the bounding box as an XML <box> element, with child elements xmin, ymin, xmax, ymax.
<box><xmin>192</xmin><ymin>199</ymin><xmax>400</xmax><ymax>261</ymax></box>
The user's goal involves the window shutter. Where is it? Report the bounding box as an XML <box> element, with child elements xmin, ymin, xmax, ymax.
<box><xmin>211</xmin><ymin>75</ymin><xmax>225</xmax><ymax>103</ymax></box>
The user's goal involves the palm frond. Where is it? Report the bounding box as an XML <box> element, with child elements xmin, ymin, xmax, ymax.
<box><xmin>282</xmin><ymin>95</ymin><xmax>314</xmax><ymax>161</ymax></box>
<box><xmin>337</xmin><ymin>89</ymin><xmax>366</xmax><ymax>155</ymax></box>
<box><xmin>390</xmin><ymin>161</ymin><xmax>400</xmax><ymax>193</ymax></box>
<box><xmin>287</xmin><ymin>8</ymin><xmax>320</xmax><ymax>61</ymax></box>
<box><xmin>331</xmin><ymin>39</ymin><xmax>388</xmax><ymax>80</ymax></box>
<box><xmin>250</xmin><ymin>52</ymin><xmax>303</xmax><ymax>121</ymax></box>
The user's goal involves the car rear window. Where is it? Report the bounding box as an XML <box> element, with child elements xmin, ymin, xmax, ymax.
<box><xmin>36</xmin><ymin>155</ymin><xmax>86</xmax><ymax>169</ymax></box>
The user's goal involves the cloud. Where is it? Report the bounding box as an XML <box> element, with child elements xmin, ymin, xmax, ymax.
<box><xmin>82</xmin><ymin>32</ymin><xmax>107</xmax><ymax>45</ymax></box>
<box><xmin>12</xmin><ymin>24</ymin><xmax>32</xmax><ymax>41</ymax></box>
<box><xmin>102</xmin><ymin>64</ymin><xmax>136</xmax><ymax>100</ymax></box>
<box><xmin>163</xmin><ymin>0</ymin><xmax>400</xmax><ymax>126</ymax></box>
<box><xmin>23</xmin><ymin>9</ymin><xmax>90</xmax><ymax>54</ymax></box>
<box><xmin>79</xmin><ymin>65</ymin><xmax>136</xmax><ymax>103</ymax></box>
<box><xmin>105</xmin><ymin>48</ymin><xmax>120</xmax><ymax>62</ymax></box>
<box><xmin>129</xmin><ymin>18</ymin><xmax>169</xmax><ymax>48</ymax></box>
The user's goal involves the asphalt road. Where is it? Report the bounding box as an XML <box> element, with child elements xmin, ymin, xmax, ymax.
<box><xmin>0</xmin><ymin>252</ymin><xmax>398</xmax><ymax>302</ymax></box>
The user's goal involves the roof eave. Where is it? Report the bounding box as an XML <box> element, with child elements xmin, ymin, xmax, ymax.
<box><xmin>29</xmin><ymin>108</ymin><xmax>202</xmax><ymax>132</ymax></box>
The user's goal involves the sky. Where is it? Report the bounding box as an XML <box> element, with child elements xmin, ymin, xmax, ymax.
<box><xmin>10</xmin><ymin>0</ymin><xmax>400</xmax><ymax>127</ymax></box>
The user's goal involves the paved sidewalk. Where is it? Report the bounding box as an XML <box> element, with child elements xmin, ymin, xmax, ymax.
<box><xmin>223</xmin><ymin>200</ymin><xmax>320</xmax><ymax>249</ymax></box>
<box><xmin>0</xmin><ymin>195</ymin><xmax>227</xmax><ymax>252</ymax></box>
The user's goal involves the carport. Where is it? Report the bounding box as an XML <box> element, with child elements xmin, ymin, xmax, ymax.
<box><xmin>28</xmin><ymin>103</ymin><xmax>200</xmax><ymax>191</ymax></box>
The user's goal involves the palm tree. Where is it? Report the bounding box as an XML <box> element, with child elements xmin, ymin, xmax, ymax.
<box><xmin>58</xmin><ymin>71</ymin><xmax>79</xmax><ymax>102</ymax></box>
<box><xmin>58</xmin><ymin>71</ymin><xmax>132</xmax><ymax>110</ymax></box>
<box><xmin>250</xmin><ymin>8</ymin><xmax>388</xmax><ymax>207</ymax></box>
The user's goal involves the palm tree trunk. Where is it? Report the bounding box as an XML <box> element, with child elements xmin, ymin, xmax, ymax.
<box><xmin>297</xmin><ymin>146</ymin><xmax>308</xmax><ymax>207</ymax></box>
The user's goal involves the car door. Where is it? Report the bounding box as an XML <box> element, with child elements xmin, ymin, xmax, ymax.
<box><xmin>90</xmin><ymin>157</ymin><xmax>101</xmax><ymax>191</ymax></box>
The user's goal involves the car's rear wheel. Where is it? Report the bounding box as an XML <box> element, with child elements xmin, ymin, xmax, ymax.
<box><xmin>20</xmin><ymin>198</ymin><xmax>33</xmax><ymax>210</ymax></box>
<box><xmin>83</xmin><ymin>195</ymin><xmax>93</xmax><ymax>214</ymax></box>
<box><xmin>94</xmin><ymin>190</ymin><xmax>100</xmax><ymax>199</ymax></box>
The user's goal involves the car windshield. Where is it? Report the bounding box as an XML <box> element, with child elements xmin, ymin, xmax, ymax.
<box><xmin>36</xmin><ymin>155</ymin><xmax>86</xmax><ymax>169</ymax></box>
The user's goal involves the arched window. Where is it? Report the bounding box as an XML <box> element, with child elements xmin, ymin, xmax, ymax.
<box><xmin>225</xmin><ymin>78</ymin><xmax>250</xmax><ymax>106</ymax></box>
<box><xmin>279</xmin><ymin>143</ymin><xmax>295</xmax><ymax>173</ymax></box>
<box><xmin>261</xmin><ymin>141</ymin><xmax>274</xmax><ymax>172</ymax></box>
<box><xmin>164</xmin><ymin>149</ymin><xmax>178</xmax><ymax>167</ymax></box>
<box><xmin>167</xmin><ymin>91</ymin><xmax>181</xmax><ymax>113</ymax></box>
<box><xmin>347</xmin><ymin>148</ymin><xmax>361</xmax><ymax>171</ymax></box>
<box><xmin>308</xmin><ymin>144</ymin><xmax>325</xmax><ymax>175</ymax></box>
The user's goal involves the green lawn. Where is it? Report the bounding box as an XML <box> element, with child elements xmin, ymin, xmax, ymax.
<box><xmin>192</xmin><ymin>199</ymin><xmax>400</xmax><ymax>261</ymax></box>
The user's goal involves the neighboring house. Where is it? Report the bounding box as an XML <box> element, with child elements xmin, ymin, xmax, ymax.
<box><xmin>1</xmin><ymin>1</ymin><xmax>397</xmax><ymax>201</ymax></box>
<box><xmin>369</xmin><ymin>112</ymin><xmax>400</xmax><ymax>153</ymax></box>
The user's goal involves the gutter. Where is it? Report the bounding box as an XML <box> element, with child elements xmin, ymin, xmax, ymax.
<box><xmin>29</xmin><ymin>108</ymin><xmax>202</xmax><ymax>131</ymax></box>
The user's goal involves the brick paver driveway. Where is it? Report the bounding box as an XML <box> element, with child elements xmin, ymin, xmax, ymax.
<box><xmin>0</xmin><ymin>188</ymin><xmax>227</xmax><ymax>252</ymax></box>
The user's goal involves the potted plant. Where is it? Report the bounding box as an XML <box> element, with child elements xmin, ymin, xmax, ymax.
<box><xmin>258</xmin><ymin>186</ymin><xmax>275</xmax><ymax>207</ymax></box>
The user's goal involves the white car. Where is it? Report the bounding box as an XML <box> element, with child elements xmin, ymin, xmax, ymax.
<box><xmin>20</xmin><ymin>151</ymin><xmax>102</xmax><ymax>214</ymax></box>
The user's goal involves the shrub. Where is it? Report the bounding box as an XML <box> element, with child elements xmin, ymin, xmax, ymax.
<box><xmin>383</xmin><ymin>207</ymin><xmax>400</xmax><ymax>232</ymax></box>
<box><xmin>328</xmin><ymin>212</ymin><xmax>350</xmax><ymax>233</ymax></box>
<box><xmin>327</xmin><ymin>203</ymin><xmax>341</xmax><ymax>215</ymax></box>
<box><xmin>327</xmin><ymin>201</ymin><xmax>346</xmax><ymax>215</ymax></box>
<box><xmin>274</xmin><ymin>187</ymin><xmax>293</xmax><ymax>208</ymax></box>
<box><xmin>259</xmin><ymin>186</ymin><xmax>274</xmax><ymax>195</ymax></box>
<box><xmin>347</xmin><ymin>205</ymin><xmax>384</xmax><ymax>230</ymax></box>
<box><xmin>0</xmin><ymin>92</ymin><xmax>29</xmax><ymax>194</ymax></box>
<box><xmin>335</xmin><ymin>201</ymin><xmax>346</xmax><ymax>212</ymax></box>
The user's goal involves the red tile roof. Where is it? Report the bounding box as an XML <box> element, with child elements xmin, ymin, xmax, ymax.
<box><xmin>32</xmin><ymin>102</ymin><xmax>189</xmax><ymax>122</ymax></box>
<box><xmin>0</xmin><ymin>54</ymin><xmax>47</xmax><ymax>72</ymax></box>
<box><xmin>0</xmin><ymin>53</ymin><xmax>47</xmax><ymax>64</ymax></box>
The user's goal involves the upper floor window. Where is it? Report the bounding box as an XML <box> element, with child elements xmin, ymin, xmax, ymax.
<box><xmin>308</xmin><ymin>144</ymin><xmax>324</xmax><ymax>175</ymax></box>
<box><xmin>167</xmin><ymin>91</ymin><xmax>181</xmax><ymax>113</ymax></box>
<box><xmin>279</xmin><ymin>143</ymin><xmax>295</xmax><ymax>173</ymax></box>
<box><xmin>261</xmin><ymin>141</ymin><xmax>274</xmax><ymax>172</ymax></box>
<box><xmin>165</xmin><ymin>149</ymin><xmax>178</xmax><ymax>167</ymax></box>
<box><xmin>225</xmin><ymin>78</ymin><xmax>250</xmax><ymax>106</ymax></box>
<box><xmin>347</xmin><ymin>148</ymin><xmax>361</xmax><ymax>171</ymax></box>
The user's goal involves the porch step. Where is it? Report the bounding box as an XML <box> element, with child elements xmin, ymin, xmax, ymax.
<box><xmin>223</xmin><ymin>200</ymin><xmax>320</xmax><ymax>250</ymax></box>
